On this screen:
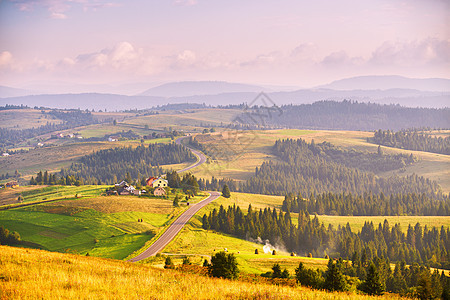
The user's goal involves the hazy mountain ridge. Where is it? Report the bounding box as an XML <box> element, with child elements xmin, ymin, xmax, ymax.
<box><xmin>1</xmin><ymin>76</ymin><xmax>449</xmax><ymax>110</ymax></box>
<box><xmin>318</xmin><ymin>75</ymin><xmax>450</xmax><ymax>92</ymax></box>
<box><xmin>139</xmin><ymin>81</ymin><xmax>269</xmax><ymax>97</ymax></box>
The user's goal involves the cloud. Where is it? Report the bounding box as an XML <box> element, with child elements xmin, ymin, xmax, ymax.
<box><xmin>10</xmin><ymin>0</ymin><xmax>120</xmax><ymax>18</ymax></box>
<box><xmin>173</xmin><ymin>0</ymin><xmax>198</xmax><ymax>6</ymax></box>
<box><xmin>0</xmin><ymin>51</ymin><xmax>13</xmax><ymax>67</ymax></box>
<box><xmin>290</xmin><ymin>43</ymin><xmax>318</xmax><ymax>59</ymax></box>
<box><xmin>240</xmin><ymin>51</ymin><xmax>282</xmax><ymax>68</ymax></box>
<box><xmin>75</xmin><ymin>42</ymin><xmax>143</xmax><ymax>69</ymax></box>
<box><xmin>370</xmin><ymin>38</ymin><xmax>450</xmax><ymax>67</ymax></box>
<box><xmin>51</xmin><ymin>12</ymin><xmax>67</xmax><ymax>19</ymax></box>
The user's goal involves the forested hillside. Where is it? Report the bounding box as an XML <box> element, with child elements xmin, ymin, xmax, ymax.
<box><xmin>369</xmin><ymin>129</ymin><xmax>450</xmax><ymax>155</ymax></box>
<box><xmin>202</xmin><ymin>204</ymin><xmax>450</xmax><ymax>269</ymax></box>
<box><xmin>60</xmin><ymin>143</ymin><xmax>195</xmax><ymax>184</ymax></box>
<box><xmin>240</xmin><ymin>139</ymin><xmax>442</xmax><ymax>199</ymax></box>
<box><xmin>235</xmin><ymin>100</ymin><xmax>450</xmax><ymax>131</ymax></box>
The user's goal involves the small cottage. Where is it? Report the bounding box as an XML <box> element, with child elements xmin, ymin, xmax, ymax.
<box><xmin>153</xmin><ymin>187</ymin><xmax>166</xmax><ymax>196</ymax></box>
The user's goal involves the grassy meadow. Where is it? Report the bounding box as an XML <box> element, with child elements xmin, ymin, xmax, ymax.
<box><xmin>0</xmin><ymin>246</ymin><xmax>408</xmax><ymax>300</ymax></box>
<box><xmin>0</xmin><ymin>185</ymin><xmax>209</xmax><ymax>259</ymax></box>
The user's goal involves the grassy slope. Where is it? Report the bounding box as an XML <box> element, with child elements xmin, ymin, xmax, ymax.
<box><xmin>0</xmin><ymin>185</ymin><xmax>208</xmax><ymax>259</ymax></box>
<box><xmin>0</xmin><ymin>109</ymin><xmax>64</xmax><ymax>129</ymax></box>
<box><xmin>0</xmin><ymin>246</ymin><xmax>407</xmax><ymax>300</ymax></box>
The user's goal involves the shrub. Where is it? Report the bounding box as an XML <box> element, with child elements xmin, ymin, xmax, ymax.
<box><xmin>209</xmin><ymin>251</ymin><xmax>239</xmax><ymax>279</ymax></box>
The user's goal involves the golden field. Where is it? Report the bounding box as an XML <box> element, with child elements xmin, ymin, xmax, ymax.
<box><xmin>0</xmin><ymin>246</ymin><xmax>407</xmax><ymax>300</ymax></box>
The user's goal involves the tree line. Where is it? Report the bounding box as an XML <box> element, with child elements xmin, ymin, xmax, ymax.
<box><xmin>369</xmin><ymin>129</ymin><xmax>450</xmax><ymax>155</ymax></box>
<box><xmin>281</xmin><ymin>191</ymin><xmax>450</xmax><ymax>216</ymax></box>
<box><xmin>29</xmin><ymin>143</ymin><xmax>194</xmax><ymax>185</ymax></box>
<box><xmin>235</xmin><ymin>100</ymin><xmax>450</xmax><ymax>131</ymax></box>
<box><xmin>294</xmin><ymin>256</ymin><xmax>449</xmax><ymax>298</ymax></box>
<box><xmin>202</xmin><ymin>204</ymin><xmax>450</xmax><ymax>269</ymax></box>
<box><xmin>63</xmin><ymin>143</ymin><xmax>194</xmax><ymax>185</ymax></box>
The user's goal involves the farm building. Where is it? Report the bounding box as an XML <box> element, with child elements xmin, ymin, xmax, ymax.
<box><xmin>153</xmin><ymin>187</ymin><xmax>166</xmax><ymax>196</ymax></box>
<box><xmin>115</xmin><ymin>181</ymin><xmax>141</xmax><ymax>196</ymax></box>
<box><xmin>152</xmin><ymin>178</ymin><xmax>168</xmax><ymax>188</ymax></box>
<box><xmin>146</xmin><ymin>177</ymin><xmax>158</xmax><ymax>186</ymax></box>
<box><xmin>6</xmin><ymin>181</ymin><xmax>19</xmax><ymax>188</ymax></box>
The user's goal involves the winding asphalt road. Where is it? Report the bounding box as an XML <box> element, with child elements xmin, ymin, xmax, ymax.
<box><xmin>128</xmin><ymin>136</ymin><xmax>216</xmax><ymax>262</ymax></box>
<box><xmin>128</xmin><ymin>191</ymin><xmax>220</xmax><ymax>262</ymax></box>
<box><xmin>175</xmin><ymin>136</ymin><xmax>207</xmax><ymax>173</ymax></box>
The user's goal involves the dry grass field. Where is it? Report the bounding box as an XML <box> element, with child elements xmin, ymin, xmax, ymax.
<box><xmin>313</xmin><ymin>215</ymin><xmax>450</xmax><ymax>233</ymax></box>
<box><xmin>0</xmin><ymin>246</ymin><xmax>407</xmax><ymax>300</ymax></box>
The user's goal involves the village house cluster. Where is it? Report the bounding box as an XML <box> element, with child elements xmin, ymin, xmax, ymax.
<box><xmin>108</xmin><ymin>176</ymin><xmax>168</xmax><ymax>197</ymax></box>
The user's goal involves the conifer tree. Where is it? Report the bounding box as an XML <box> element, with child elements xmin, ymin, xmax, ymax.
<box><xmin>324</xmin><ymin>258</ymin><xmax>347</xmax><ymax>292</ymax></box>
<box><xmin>361</xmin><ymin>262</ymin><xmax>385</xmax><ymax>295</ymax></box>
<box><xmin>222</xmin><ymin>184</ymin><xmax>231</xmax><ymax>198</ymax></box>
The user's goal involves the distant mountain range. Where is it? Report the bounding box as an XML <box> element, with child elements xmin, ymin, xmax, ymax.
<box><xmin>0</xmin><ymin>85</ymin><xmax>34</xmax><ymax>98</ymax></box>
<box><xmin>318</xmin><ymin>75</ymin><xmax>450</xmax><ymax>92</ymax></box>
<box><xmin>1</xmin><ymin>76</ymin><xmax>449</xmax><ymax>110</ymax></box>
<box><xmin>139</xmin><ymin>81</ymin><xmax>269</xmax><ymax>97</ymax></box>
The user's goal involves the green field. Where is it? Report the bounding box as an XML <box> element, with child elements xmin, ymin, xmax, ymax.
<box><xmin>0</xmin><ymin>205</ymin><xmax>161</xmax><ymax>259</ymax></box>
<box><xmin>0</xmin><ymin>185</ymin><xmax>209</xmax><ymax>258</ymax></box>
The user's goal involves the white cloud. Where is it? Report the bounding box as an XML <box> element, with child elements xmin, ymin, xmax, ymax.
<box><xmin>370</xmin><ymin>38</ymin><xmax>450</xmax><ymax>67</ymax></box>
<box><xmin>50</xmin><ymin>12</ymin><xmax>67</xmax><ymax>19</ymax></box>
<box><xmin>75</xmin><ymin>42</ymin><xmax>143</xmax><ymax>70</ymax></box>
<box><xmin>0</xmin><ymin>51</ymin><xmax>13</xmax><ymax>67</ymax></box>
<box><xmin>173</xmin><ymin>0</ymin><xmax>198</xmax><ymax>6</ymax></box>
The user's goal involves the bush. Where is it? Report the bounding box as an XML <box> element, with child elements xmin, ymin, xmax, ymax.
<box><xmin>164</xmin><ymin>256</ymin><xmax>175</xmax><ymax>269</ymax></box>
<box><xmin>209</xmin><ymin>251</ymin><xmax>239</xmax><ymax>279</ymax></box>
<box><xmin>182</xmin><ymin>257</ymin><xmax>191</xmax><ymax>265</ymax></box>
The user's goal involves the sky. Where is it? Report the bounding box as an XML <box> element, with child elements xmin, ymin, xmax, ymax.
<box><xmin>0</xmin><ymin>0</ymin><xmax>449</xmax><ymax>92</ymax></box>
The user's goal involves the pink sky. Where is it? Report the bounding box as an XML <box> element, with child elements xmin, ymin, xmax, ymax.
<box><xmin>0</xmin><ymin>0</ymin><xmax>449</xmax><ymax>92</ymax></box>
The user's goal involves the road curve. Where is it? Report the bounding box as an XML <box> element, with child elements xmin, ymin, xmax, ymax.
<box><xmin>175</xmin><ymin>136</ymin><xmax>207</xmax><ymax>173</ymax></box>
<box><xmin>128</xmin><ymin>191</ymin><xmax>220</xmax><ymax>262</ymax></box>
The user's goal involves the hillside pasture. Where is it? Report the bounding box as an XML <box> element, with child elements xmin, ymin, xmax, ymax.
<box><xmin>0</xmin><ymin>109</ymin><xmax>64</xmax><ymax>129</ymax></box>
<box><xmin>0</xmin><ymin>202</ymin><xmax>172</xmax><ymax>259</ymax></box>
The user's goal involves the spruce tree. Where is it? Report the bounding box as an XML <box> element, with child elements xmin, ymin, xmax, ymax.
<box><xmin>222</xmin><ymin>184</ymin><xmax>231</xmax><ymax>198</ymax></box>
<box><xmin>272</xmin><ymin>263</ymin><xmax>282</xmax><ymax>278</ymax></box>
<box><xmin>324</xmin><ymin>258</ymin><xmax>347</xmax><ymax>292</ymax></box>
<box><xmin>361</xmin><ymin>262</ymin><xmax>385</xmax><ymax>295</ymax></box>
